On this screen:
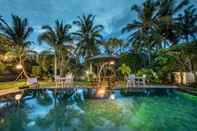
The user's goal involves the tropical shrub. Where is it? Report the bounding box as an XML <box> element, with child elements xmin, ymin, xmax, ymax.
<box><xmin>137</xmin><ymin>68</ymin><xmax>160</xmax><ymax>84</ymax></box>
<box><xmin>0</xmin><ymin>61</ymin><xmax>5</xmax><ymax>73</ymax></box>
<box><xmin>32</xmin><ymin>66</ymin><xmax>42</xmax><ymax>78</ymax></box>
<box><xmin>118</xmin><ymin>64</ymin><xmax>131</xmax><ymax>80</ymax></box>
<box><xmin>119</xmin><ymin>52</ymin><xmax>145</xmax><ymax>73</ymax></box>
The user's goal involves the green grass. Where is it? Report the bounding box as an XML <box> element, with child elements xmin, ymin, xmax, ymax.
<box><xmin>0</xmin><ymin>80</ymin><xmax>56</xmax><ymax>90</ymax></box>
<box><xmin>0</xmin><ymin>80</ymin><xmax>94</xmax><ymax>90</ymax></box>
<box><xmin>0</xmin><ymin>80</ymin><xmax>125</xmax><ymax>90</ymax></box>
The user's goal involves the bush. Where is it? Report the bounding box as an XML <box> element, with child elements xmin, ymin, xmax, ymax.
<box><xmin>137</xmin><ymin>68</ymin><xmax>161</xmax><ymax>84</ymax></box>
<box><xmin>0</xmin><ymin>61</ymin><xmax>6</xmax><ymax>73</ymax></box>
<box><xmin>118</xmin><ymin>64</ymin><xmax>131</xmax><ymax>80</ymax></box>
<box><xmin>32</xmin><ymin>66</ymin><xmax>42</xmax><ymax>77</ymax></box>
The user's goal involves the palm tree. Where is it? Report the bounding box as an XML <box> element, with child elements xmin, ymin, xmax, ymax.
<box><xmin>177</xmin><ymin>5</ymin><xmax>197</xmax><ymax>42</ymax></box>
<box><xmin>122</xmin><ymin>0</ymin><xmax>158</xmax><ymax>64</ymax></box>
<box><xmin>104</xmin><ymin>38</ymin><xmax>124</xmax><ymax>55</ymax></box>
<box><xmin>122</xmin><ymin>0</ymin><xmax>190</xmax><ymax>65</ymax></box>
<box><xmin>155</xmin><ymin>0</ymin><xmax>189</xmax><ymax>45</ymax></box>
<box><xmin>0</xmin><ymin>15</ymin><xmax>33</xmax><ymax>79</ymax></box>
<box><xmin>73</xmin><ymin>14</ymin><xmax>104</xmax><ymax>60</ymax></box>
<box><xmin>38</xmin><ymin>20</ymin><xmax>73</xmax><ymax>76</ymax></box>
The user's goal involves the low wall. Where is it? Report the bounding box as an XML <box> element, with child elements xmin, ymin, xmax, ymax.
<box><xmin>173</xmin><ymin>72</ymin><xmax>197</xmax><ymax>84</ymax></box>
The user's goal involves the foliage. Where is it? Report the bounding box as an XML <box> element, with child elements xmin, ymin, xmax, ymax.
<box><xmin>38</xmin><ymin>20</ymin><xmax>73</xmax><ymax>76</ymax></box>
<box><xmin>137</xmin><ymin>68</ymin><xmax>160</xmax><ymax>83</ymax></box>
<box><xmin>122</xmin><ymin>0</ymin><xmax>192</xmax><ymax>66</ymax></box>
<box><xmin>0</xmin><ymin>15</ymin><xmax>33</xmax><ymax>78</ymax></box>
<box><xmin>0</xmin><ymin>61</ymin><xmax>5</xmax><ymax>73</ymax></box>
<box><xmin>73</xmin><ymin>14</ymin><xmax>104</xmax><ymax>60</ymax></box>
<box><xmin>118</xmin><ymin>64</ymin><xmax>131</xmax><ymax>78</ymax></box>
<box><xmin>120</xmin><ymin>52</ymin><xmax>146</xmax><ymax>73</ymax></box>
<box><xmin>103</xmin><ymin>38</ymin><xmax>124</xmax><ymax>55</ymax></box>
<box><xmin>31</xmin><ymin>66</ymin><xmax>42</xmax><ymax>77</ymax></box>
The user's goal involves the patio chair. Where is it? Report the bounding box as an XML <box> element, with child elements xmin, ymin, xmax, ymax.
<box><xmin>27</xmin><ymin>77</ymin><xmax>39</xmax><ymax>89</ymax></box>
<box><xmin>136</xmin><ymin>75</ymin><xmax>146</xmax><ymax>87</ymax></box>
<box><xmin>55</xmin><ymin>75</ymin><xmax>64</xmax><ymax>88</ymax></box>
<box><xmin>126</xmin><ymin>74</ymin><xmax>136</xmax><ymax>88</ymax></box>
<box><xmin>63</xmin><ymin>73</ymin><xmax>74</xmax><ymax>88</ymax></box>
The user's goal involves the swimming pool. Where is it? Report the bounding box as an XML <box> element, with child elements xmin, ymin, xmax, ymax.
<box><xmin>0</xmin><ymin>88</ymin><xmax>197</xmax><ymax>131</ymax></box>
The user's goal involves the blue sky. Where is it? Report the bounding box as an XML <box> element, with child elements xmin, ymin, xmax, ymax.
<box><xmin>0</xmin><ymin>0</ymin><xmax>196</xmax><ymax>52</ymax></box>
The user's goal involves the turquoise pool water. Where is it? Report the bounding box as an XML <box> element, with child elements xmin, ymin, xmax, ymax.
<box><xmin>0</xmin><ymin>89</ymin><xmax>197</xmax><ymax>131</ymax></box>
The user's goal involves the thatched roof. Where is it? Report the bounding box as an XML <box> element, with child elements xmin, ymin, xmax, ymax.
<box><xmin>87</xmin><ymin>55</ymin><xmax>119</xmax><ymax>62</ymax></box>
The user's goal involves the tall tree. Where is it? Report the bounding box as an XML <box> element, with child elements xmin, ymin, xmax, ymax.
<box><xmin>122</xmin><ymin>0</ymin><xmax>158</xmax><ymax>64</ymax></box>
<box><xmin>73</xmin><ymin>14</ymin><xmax>104</xmax><ymax>60</ymax></box>
<box><xmin>122</xmin><ymin>0</ymin><xmax>191</xmax><ymax>65</ymax></box>
<box><xmin>177</xmin><ymin>5</ymin><xmax>197</xmax><ymax>42</ymax></box>
<box><xmin>38</xmin><ymin>20</ymin><xmax>73</xmax><ymax>76</ymax></box>
<box><xmin>155</xmin><ymin>0</ymin><xmax>189</xmax><ymax>45</ymax></box>
<box><xmin>0</xmin><ymin>15</ymin><xmax>33</xmax><ymax>79</ymax></box>
<box><xmin>104</xmin><ymin>38</ymin><xmax>124</xmax><ymax>55</ymax></box>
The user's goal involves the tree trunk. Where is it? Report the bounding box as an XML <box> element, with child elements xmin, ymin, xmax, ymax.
<box><xmin>60</xmin><ymin>53</ymin><xmax>64</xmax><ymax>77</ymax></box>
<box><xmin>54</xmin><ymin>54</ymin><xmax>57</xmax><ymax>77</ymax></box>
<box><xmin>180</xmin><ymin>71</ymin><xmax>184</xmax><ymax>84</ymax></box>
<box><xmin>19</xmin><ymin>55</ymin><xmax>29</xmax><ymax>79</ymax></box>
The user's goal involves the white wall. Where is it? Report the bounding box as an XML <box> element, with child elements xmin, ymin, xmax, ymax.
<box><xmin>173</xmin><ymin>72</ymin><xmax>196</xmax><ymax>84</ymax></box>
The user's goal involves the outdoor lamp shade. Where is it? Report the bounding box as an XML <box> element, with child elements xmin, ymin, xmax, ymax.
<box><xmin>16</xmin><ymin>64</ymin><xmax>23</xmax><ymax>70</ymax></box>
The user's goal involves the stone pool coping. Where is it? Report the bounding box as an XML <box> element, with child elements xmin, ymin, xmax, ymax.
<box><xmin>1</xmin><ymin>85</ymin><xmax>197</xmax><ymax>98</ymax></box>
<box><xmin>0</xmin><ymin>85</ymin><xmax>180</xmax><ymax>97</ymax></box>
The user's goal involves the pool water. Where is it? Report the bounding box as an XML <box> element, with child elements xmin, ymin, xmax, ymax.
<box><xmin>0</xmin><ymin>89</ymin><xmax>197</xmax><ymax>131</ymax></box>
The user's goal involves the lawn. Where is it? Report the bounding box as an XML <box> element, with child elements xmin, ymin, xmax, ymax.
<box><xmin>0</xmin><ymin>80</ymin><xmax>96</xmax><ymax>90</ymax></box>
<box><xmin>0</xmin><ymin>80</ymin><xmax>125</xmax><ymax>90</ymax></box>
<box><xmin>0</xmin><ymin>80</ymin><xmax>55</xmax><ymax>90</ymax></box>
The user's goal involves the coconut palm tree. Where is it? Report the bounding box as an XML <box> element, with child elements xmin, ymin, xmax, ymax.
<box><xmin>177</xmin><ymin>5</ymin><xmax>197</xmax><ymax>42</ymax></box>
<box><xmin>0</xmin><ymin>15</ymin><xmax>33</xmax><ymax>79</ymax></box>
<box><xmin>155</xmin><ymin>0</ymin><xmax>189</xmax><ymax>45</ymax></box>
<box><xmin>122</xmin><ymin>0</ymin><xmax>158</xmax><ymax>64</ymax></box>
<box><xmin>73</xmin><ymin>14</ymin><xmax>104</xmax><ymax>60</ymax></box>
<box><xmin>38</xmin><ymin>20</ymin><xmax>73</xmax><ymax>76</ymax></box>
<box><xmin>122</xmin><ymin>0</ymin><xmax>157</xmax><ymax>47</ymax></box>
<box><xmin>122</xmin><ymin>0</ymin><xmax>190</xmax><ymax>65</ymax></box>
<box><xmin>104</xmin><ymin>38</ymin><xmax>124</xmax><ymax>55</ymax></box>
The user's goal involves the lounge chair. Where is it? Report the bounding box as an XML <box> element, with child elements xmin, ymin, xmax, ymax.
<box><xmin>27</xmin><ymin>77</ymin><xmax>39</xmax><ymax>88</ymax></box>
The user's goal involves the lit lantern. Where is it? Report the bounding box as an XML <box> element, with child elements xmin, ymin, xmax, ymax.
<box><xmin>97</xmin><ymin>88</ymin><xmax>106</xmax><ymax>98</ymax></box>
<box><xmin>4</xmin><ymin>55</ymin><xmax>8</xmax><ymax>61</ymax></box>
<box><xmin>109</xmin><ymin>61</ymin><xmax>115</xmax><ymax>65</ymax></box>
<box><xmin>86</xmin><ymin>70</ymin><xmax>90</xmax><ymax>74</ymax></box>
<box><xmin>15</xmin><ymin>94</ymin><xmax>22</xmax><ymax>104</ymax></box>
<box><xmin>110</xmin><ymin>94</ymin><xmax>115</xmax><ymax>100</ymax></box>
<box><xmin>16</xmin><ymin>64</ymin><xmax>23</xmax><ymax>70</ymax></box>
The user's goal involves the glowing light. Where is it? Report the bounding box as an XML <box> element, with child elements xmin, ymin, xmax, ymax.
<box><xmin>110</xmin><ymin>94</ymin><xmax>115</xmax><ymax>100</ymax></box>
<box><xmin>109</xmin><ymin>61</ymin><xmax>115</xmax><ymax>65</ymax></box>
<box><xmin>16</xmin><ymin>64</ymin><xmax>23</xmax><ymax>70</ymax></box>
<box><xmin>15</xmin><ymin>94</ymin><xmax>22</xmax><ymax>101</ymax></box>
<box><xmin>97</xmin><ymin>88</ymin><xmax>106</xmax><ymax>97</ymax></box>
<box><xmin>4</xmin><ymin>55</ymin><xmax>8</xmax><ymax>61</ymax></box>
<box><xmin>86</xmin><ymin>70</ymin><xmax>90</xmax><ymax>74</ymax></box>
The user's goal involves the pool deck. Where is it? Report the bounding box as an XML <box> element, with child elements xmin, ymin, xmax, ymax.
<box><xmin>0</xmin><ymin>85</ymin><xmax>197</xmax><ymax>97</ymax></box>
<box><xmin>0</xmin><ymin>89</ymin><xmax>25</xmax><ymax>97</ymax></box>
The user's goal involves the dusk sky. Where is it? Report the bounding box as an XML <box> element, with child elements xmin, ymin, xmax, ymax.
<box><xmin>0</xmin><ymin>0</ymin><xmax>197</xmax><ymax>52</ymax></box>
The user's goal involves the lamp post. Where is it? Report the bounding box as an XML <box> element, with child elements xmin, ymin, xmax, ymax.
<box><xmin>15</xmin><ymin>63</ymin><xmax>24</xmax><ymax>80</ymax></box>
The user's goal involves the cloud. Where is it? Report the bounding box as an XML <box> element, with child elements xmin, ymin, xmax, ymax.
<box><xmin>0</xmin><ymin>0</ymin><xmax>196</xmax><ymax>51</ymax></box>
